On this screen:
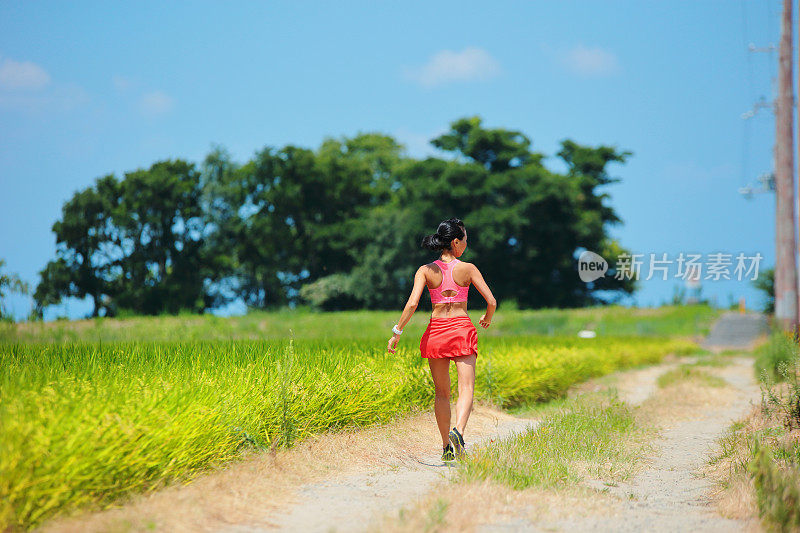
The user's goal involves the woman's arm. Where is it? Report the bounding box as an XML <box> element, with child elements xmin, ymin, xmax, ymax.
<box><xmin>469</xmin><ymin>264</ymin><xmax>497</xmax><ymax>328</ymax></box>
<box><xmin>388</xmin><ymin>266</ymin><xmax>427</xmax><ymax>353</ymax></box>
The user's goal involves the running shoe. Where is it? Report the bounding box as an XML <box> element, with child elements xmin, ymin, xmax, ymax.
<box><xmin>441</xmin><ymin>443</ymin><xmax>455</xmax><ymax>463</ymax></box>
<box><xmin>448</xmin><ymin>427</ymin><xmax>466</xmax><ymax>459</ymax></box>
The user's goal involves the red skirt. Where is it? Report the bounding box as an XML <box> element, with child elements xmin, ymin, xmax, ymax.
<box><xmin>420</xmin><ymin>316</ymin><xmax>478</xmax><ymax>359</ymax></box>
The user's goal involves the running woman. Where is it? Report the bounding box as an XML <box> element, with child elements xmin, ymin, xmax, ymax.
<box><xmin>387</xmin><ymin>218</ymin><xmax>497</xmax><ymax>462</ymax></box>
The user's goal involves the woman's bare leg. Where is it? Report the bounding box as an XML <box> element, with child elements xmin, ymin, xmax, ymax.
<box><xmin>427</xmin><ymin>358</ymin><xmax>451</xmax><ymax>447</ymax></box>
<box><xmin>454</xmin><ymin>353</ymin><xmax>477</xmax><ymax>436</ymax></box>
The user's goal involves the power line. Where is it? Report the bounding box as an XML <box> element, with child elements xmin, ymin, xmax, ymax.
<box><xmin>739</xmin><ymin>0</ymin><xmax>778</xmax><ymax>197</ymax></box>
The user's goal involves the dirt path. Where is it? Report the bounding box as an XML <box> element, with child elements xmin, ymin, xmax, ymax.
<box><xmin>39</xmin><ymin>403</ymin><xmax>538</xmax><ymax>533</ymax></box>
<box><xmin>223</xmin><ymin>354</ymin><xmax>761</xmax><ymax>533</ymax></box>
<box><xmin>250</xmin><ymin>417</ymin><xmax>539</xmax><ymax>533</ymax></box>
<box><xmin>603</xmin><ymin>359</ymin><xmax>684</xmax><ymax>406</ymax></box>
<box><xmin>38</xmin><ymin>355</ymin><xmax>761</xmax><ymax>533</ymax></box>
<box><xmin>475</xmin><ymin>356</ymin><xmax>762</xmax><ymax>532</ymax></box>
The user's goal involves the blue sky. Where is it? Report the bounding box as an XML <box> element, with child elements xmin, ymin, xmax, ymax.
<box><xmin>0</xmin><ymin>0</ymin><xmax>793</xmax><ymax>321</ymax></box>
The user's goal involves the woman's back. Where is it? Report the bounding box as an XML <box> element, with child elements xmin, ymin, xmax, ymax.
<box><xmin>426</xmin><ymin>258</ymin><xmax>471</xmax><ymax>318</ymax></box>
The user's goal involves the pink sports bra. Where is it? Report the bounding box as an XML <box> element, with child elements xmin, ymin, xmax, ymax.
<box><xmin>428</xmin><ymin>258</ymin><xmax>470</xmax><ymax>304</ymax></box>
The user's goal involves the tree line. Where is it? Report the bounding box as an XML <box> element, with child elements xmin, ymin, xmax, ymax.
<box><xmin>32</xmin><ymin>116</ymin><xmax>636</xmax><ymax>318</ymax></box>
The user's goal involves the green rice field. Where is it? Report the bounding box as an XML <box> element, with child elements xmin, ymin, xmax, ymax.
<box><xmin>0</xmin><ymin>303</ymin><xmax>718</xmax><ymax>343</ymax></box>
<box><xmin>0</xmin><ymin>304</ymin><xmax>718</xmax><ymax>530</ymax></box>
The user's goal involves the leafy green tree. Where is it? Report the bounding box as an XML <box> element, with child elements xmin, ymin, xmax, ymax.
<box><xmin>324</xmin><ymin>203</ymin><xmax>424</xmax><ymax>310</ymax></box>
<box><xmin>430</xmin><ymin>115</ymin><xmax>539</xmax><ymax>171</ymax></box>
<box><xmin>35</xmin><ymin>160</ymin><xmax>218</xmax><ymax>317</ymax></box>
<box><xmin>34</xmin><ymin>175</ymin><xmax>119</xmax><ymax>317</ymax></box>
<box><xmin>753</xmin><ymin>266</ymin><xmax>774</xmax><ymax>313</ymax></box>
<box><xmin>36</xmin><ymin>115</ymin><xmax>637</xmax><ymax>315</ymax></box>
<box><xmin>422</xmin><ymin>117</ymin><xmax>633</xmax><ymax>308</ymax></box>
<box><xmin>0</xmin><ymin>259</ymin><xmax>29</xmax><ymax>320</ymax></box>
<box><xmin>109</xmin><ymin>160</ymin><xmax>209</xmax><ymax>314</ymax></box>
<box><xmin>304</xmin><ymin>116</ymin><xmax>635</xmax><ymax>310</ymax></box>
<box><xmin>199</xmin><ymin>145</ymin><xmax>244</xmax><ymax>309</ymax></box>
<box><xmin>555</xmin><ymin>139</ymin><xmax>637</xmax><ymax>303</ymax></box>
<box><xmin>32</xmin><ymin>258</ymin><xmax>75</xmax><ymax>319</ymax></box>
<box><xmin>225</xmin><ymin>133</ymin><xmax>404</xmax><ymax>309</ymax></box>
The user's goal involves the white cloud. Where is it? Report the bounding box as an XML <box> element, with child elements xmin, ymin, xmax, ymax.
<box><xmin>0</xmin><ymin>55</ymin><xmax>89</xmax><ymax>114</ymax></box>
<box><xmin>112</xmin><ymin>75</ymin><xmax>133</xmax><ymax>92</ymax></box>
<box><xmin>139</xmin><ymin>90</ymin><xmax>173</xmax><ymax>116</ymax></box>
<box><xmin>403</xmin><ymin>47</ymin><xmax>501</xmax><ymax>88</ymax></box>
<box><xmin>560</xmin><ymin>44</ymin><xmax>620</xmax><ymax>77</ymax></box>
<box><xmin>0</xmin><ymin>56</ymin><xmax>51</xmax><ymax>90</ymax></box>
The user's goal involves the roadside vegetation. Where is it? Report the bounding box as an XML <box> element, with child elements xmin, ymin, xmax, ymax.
<box><xmin>754</xmin><ymin>327</ymin><xmax>799</xmax><ymax>383</ymax></box>
<box><xmin>707</xmin><ymin>328</ymin><xmax>800</xmax><ymax>531</ymax></box>
<box><xmin>0</xmin><ymin>306</ymin><xmax>713</xmax><ymax>530</ymax></box>
<box><xmin>458</xmin><ymin>390</ymin><xmax>646</xmax><ymax>489</ymax></box>
<box><xmin>656</xmin><ymin>365</ymin><xmax>727</xmax><ymax>388</ymax></box>
<box><xmin>381</xmin><ymin>346</ymin><xmax>743</xmax><ymax>532</ymax></box>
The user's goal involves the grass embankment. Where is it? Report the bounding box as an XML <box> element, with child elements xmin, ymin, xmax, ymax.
<box><xmin>0</xmin><ymin>305</ymin><xmax>715</xmax><ymax>530</ymax></box>
<box><xmin>459</xmin><ymin>391</ymin><xmax>644</xmax><ymax>489</ymax></box>
<box><xmin>656</xmin><ymin>365</ymin><xmax>727</xmax><ymax>388</ymax></box>
<box><xmin>754</xmin><ymin>327</ymin><xmax>799</xmax><ymax>383</ymax></box>
<box><xmin>383</xmin><ymin>351</ymin><xmax>743</xmax><ymax>532</ymax></box>
<box><xmin>452</xmin><ymin>354</ymin><xmax>736</xmax><ymax>495</ymax></box>
<box><xmin>0</xmin><ymin>303</ymin><xmax>719</xmax><ymax>343</ymax></box>
<box><xmin>708</xmin><ymin>328</ymin><xmax>800</xmax><ymax>531</ymax></box>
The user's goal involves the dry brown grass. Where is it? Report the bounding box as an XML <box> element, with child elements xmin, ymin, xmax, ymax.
<box><xmin>368</xmin><ymin>358</ymin><xmax>751</xmax><ymax>532</ymax></box>
<box><xmin>701</xmin><ymin>404</ymin><xmax>763</xmax><ymax>522</ymax></box>
<box><xmin>636</xmin><ymin>374</ymin><xmax>739</xmax><ymax>428</ymax></box>
<box><xmin>702</xmin><ymin>380</ymin><xmax>800</xmax><ymax>526</ymax></box>
<box><xmin>36</xmin><ymin>402</ymin><xmax>522</xmax><ymax>533</ymax></box>
<box><xmin>369</xmin><ymin>479</ymin><xmax>619</xmax><ymax>533</ymax></box>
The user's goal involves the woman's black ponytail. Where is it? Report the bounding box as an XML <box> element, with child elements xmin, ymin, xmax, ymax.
<box><xmin>421</xmin><ymin>233</ymin><xmax>446</xmax><ymax>250</ymax></box>
<box><xmin>421</xmin><ymin>218</ymin><xmax>466</xmax><ymax>251</ymax></box>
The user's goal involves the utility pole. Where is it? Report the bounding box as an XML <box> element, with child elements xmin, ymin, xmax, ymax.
<box><xmin>774</xmin><ymin>0</ymin><xmax>798</xmax><ymax>333</ymax></box>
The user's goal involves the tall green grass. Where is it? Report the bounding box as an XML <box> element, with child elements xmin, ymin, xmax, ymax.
<box><xmin>750</xmin><ymin>437</ymin><xmax>800</xmax><ymax>530</ymax></box>
<box><xmin>754</xmin><ymin>328</ymin><xmax>800</xmax><ymax>383</ymax></box>
<box><xmin>458</xmin><ymin>390</ymin><xmax>645</xmax><ymax>488</ymax></box>
<box><xmin>0</xmin><ymin>304</ymin><xmax>720</xmax><ymax>344</ymax></box>
<box><xmin>711</xmin><ymin>331</ymin><xmax>800</xmax><ymax>531</ymax></box>
<box><xmin>0</xmin><ymin>333</ymin><xmax>699</xmax><ymax>530</ymax></box>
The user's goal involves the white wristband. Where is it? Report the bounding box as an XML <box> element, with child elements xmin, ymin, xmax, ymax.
<box><xmin>392</xmin><ymin>324</ymin><xmax>403</xmax><ymax>335</ymax></box>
